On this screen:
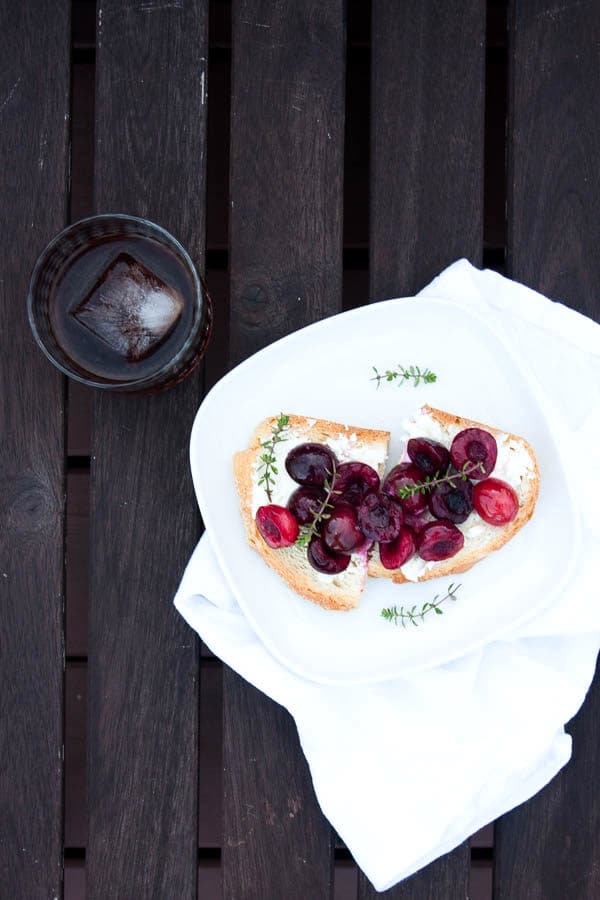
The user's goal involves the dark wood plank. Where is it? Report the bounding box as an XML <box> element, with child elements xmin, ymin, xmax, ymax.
<box><xmin>198</xmin><ymin>659</ymin><xmax>223</xmax><ymax>848</ymax></box>
<box><xmin>366</xmin><ymin>2</ymin><xmax>486</xmax><ymax>896</ymax></box>
<box><xmin>370</xmin><ymin>0</ymin><xmax>486</xmax><ymax>300</ymax></box>
<box><xmin>67</xmin><ymin>381</ymin><xmax>93</xmax><ymax>456</ymax></box>
<box><xmin>0</xmin><ymin>3</ymin><xmax>70</xmax><ymax>896</ymax></box>
<box><xmin>66</xmin><ymin>470</ymin><xmax>90</xmax><ymax>656</ymax></box>
<box><xmin>65</xmin><ymin>858</ymin><xmax>86</xmax><ymax>900</ymax></box>
<box><xmin>506</xmin><ymin>0</ymin><xmax>600</xmax><ymax>319</ymax></box>
<box><xmin>495</xmin><ymin>3</ymin><xmax>600</xmax><ymax>897</ymax></box>
<box><xmin>494</xmin><ymin>671</ymin><xmax>600</xmax><ymax>900</ymax></box>
<box><xmin>471</xmin><ymin>860</ymin><xmax>493</xmax><ymax>900</ymax></box>
<box><xmin>471</xmin><ymin>823</ymin><xmax>494</xmax><ymax>848</ymax></box>
<box><xmin>228</xmin><ymin>0</ymin><xmax>345</xmax><ymax>365</ymax></box>
<box><xmin>65</xmin><ymin>662</ymin><xmax>87</xmax><ymax>847</ymax></box>
<box><xmin>334</xmin><ymin>860</ymin><xmax>358</xmax><ymax>900</ymax></box>
<box><xmin>223</xmin><ymin>679</ymin><xmax>334</xmax><ymax>898</ymax></box>
<box><xmin>357</xmin><ymin>846</ymin><xmax>470</xmax><ymax>900</ymax></box>
<box><xmin>198</xmin><ymin>858</ymin><xmax>221</xmax><ymax>898</ymax></box>
<box><xmin>204</xmin><ymin>268</ymin><xmax>230</xmax><ymax>394</ymax></box>
<box><xmin>73</xmin><ymin>0</ymin><xmax>96</xmax><ymax>50</ymax></box>
<box><xmin>224</xmin><ymin>2</ymin><xmax>345</xmax><ymax>896</ymax></box>
<box><xmin>70</xmin><ymin>58</ymin><xmax>95</xmax><ymax>223</ymax></box>
<box><xmin>87</xmin><ymin>3</ymin><xmax>208</xmax><ymax>897</ymax></box>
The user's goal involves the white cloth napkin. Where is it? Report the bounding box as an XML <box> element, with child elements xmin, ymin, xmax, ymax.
<box><xmin>174</xmin><ymin>260</ymin><xmax>600</xmax><ymax>893</ymax></box>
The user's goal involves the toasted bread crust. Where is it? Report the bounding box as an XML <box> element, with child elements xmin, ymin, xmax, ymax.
<box><xmin>367</xmin><ymin>405</ymin><xmax>540</xmax><ymax>583</ymax></box>
<box><xmin>234</xmin><ymin>415</ymin><xmax>390</xmax><ymax>611</ymax></box>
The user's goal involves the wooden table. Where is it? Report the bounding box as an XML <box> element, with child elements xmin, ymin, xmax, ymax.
<box><xmin>2</xmin><ymin>1</ymin><xmax>599</xmax><ymax>898</ymax></box>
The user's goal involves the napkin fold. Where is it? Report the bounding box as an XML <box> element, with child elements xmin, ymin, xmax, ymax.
<box><xmin>175</xmin><ymin>260</ymin><xmax>600</xmax><ymax>892</ymax></box>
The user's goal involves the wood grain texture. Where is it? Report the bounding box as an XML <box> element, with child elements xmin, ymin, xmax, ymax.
<box><xmin>223</xmin><ymin>678</ymin><xmax>334</xmax><ymax>899</ymax></box>
<box><xmin>370</xmin><ymin>0</ymin><xmax>486</xmax><ymax>299</ymax></box>
<box><xmin>495</xmin><ymin>2</ymin><xmax>600</xmax><ymax>897</ymax></box>
<box><xmin>366</xmin><ymin>2</ymin><xmax>486</xmax><ymax>895</ymax></box>
<box><xmin>228</xmin><ymin>0</ymin><xmax>345</xmax><ymax>366</ymax></box>
<box><xmin>224</xmin><ymin>1</ymin><xmax>345</xmax><ymax>896</ymax></box>
<box><xmin>0</xmin><ymin>3</ymin><xmax>69</xmax><ymax>897</ymax></box>
<box><xmin>87</xmin><ymin>2</ymin><xmax>208</xmax><ymax>898</ymax></box>
<box><xmin>495</xmin><ymin>665</ymin><xmax>600</xmax><ymax>900</ymax></box>
<box><xmin>357</xmin><ymin>845</ymin><xmax>470</xmax><ymax>900</ymax></box>
<box><xmin>506</xmin><ymin>0</ymin><xmax>600</xmax><ymax>318</ymax></box>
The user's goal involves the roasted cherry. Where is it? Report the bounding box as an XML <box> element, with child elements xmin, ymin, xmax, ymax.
<box><xmin>307</xmin><ymin>536</ymin><xmax>351</xmax><ymax>574</ymax></box>
<box><xmin>429</xmin><ymin>479</ymin><xmax>474</xmax><ymax>524</ymax></box>
<box><xmin>357</xmin><ymin>492</ymin><xmax>403</xmax><ymax>543</ymax></box>
<box><xmin>418</xmin><ymin>521</ymin><xmax>464</xmax><ymax>561</ymax></box>
<box><xmin>255</xmin><ymin>505</ymin><xmax>299</xmax><ymax>548</ymax></box>
<box><xmin>407</xmin><ymin>438</ymin><xmax>450</xmax><ymax>476</ymax></box>
<box><xmin>403</xmin><ymin>510</ymin><xmax>431</xmax><ymax>533</ymax></box>
<box><xmin>333</xmin><ymin>461</ymin><xmax>380</xmax><ymax>506</ymax></box>
<box><xmin>323</xmin><ymin>502</ymin><xmax>364</xmax><ymax>553</ymax></box>
<box><xmin>383</xmin><ymin>462</ymin><xmax>428</xmax><ymax>514</ymax></box>
<box><xmin>379</xmin><ymin>527</ymin><xmax>417</xmax><ymax>570</ymax></box>
<box><xmin>287</xmin><ymin>486</ymin><xmax>325</xmax><ymax>525</ymax></box>
<box><xmin>285</xmin><ymin>442</ymin><xmax>337</xmax><ymax>487</ymax></box>
<box><xmin>450</xmin><ymin>428</ymin><xmax>497</xmax><ymax>480</ymax></box>
<box><xmin>473</xmin><ymin>477</ymin><xmax>519</xmax><ymax>525</ymax></box>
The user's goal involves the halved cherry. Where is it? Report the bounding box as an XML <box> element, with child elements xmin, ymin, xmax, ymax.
<box><xmin>429</xmin><ymin>479</ymin><xmax>473</xmax><ymax>524</ymax></box>
<box><xmin>379</xmin><ymin>527</ymin><xmax>417</xmax><ymax>570</ymax></box>
<box><xmin>256</xmin><ymin>505</ymin><xmax>299</xmax><ymax>548</ymax></box>
<box><xmin>307</xmin><ymin>536</ymin><xmax>351</xmax><ymax>574</ymax></box>
<box><xmin>407</xmin><ymin>438</ymin><xmax>450</xmax><ymax>476</ymax></box>
<box><xmin>403</xmin><ymin>510</ymin><xmax>431</xmax><ymax>533</ymax></box>
<box><xmin>333</xmin><ymin>461</ymin><xmax>380</xmax><ymax>506</ymax></box>
<box><xmin>382</xmin><ymin>463</ymin><xmax>428</xmax><ymax>514</ymax></box>
<box><xmin>357</xmin><ymin>492</ymin><xmax>404</xmax><ymax>543</ymax></box>
<box><xmin>473</xmin><ymin>477</ymin><xmax>519</xmax><ymax>525</ymax></box>
<box><xmin>450</xmin><ymin>428</ymin><xmax>497</xmax><ymax>480</ymax></box>
<box><xmin>418</xmin><ymin>521</ymin><xmax>464</xmax><ymax>561</ymax></box>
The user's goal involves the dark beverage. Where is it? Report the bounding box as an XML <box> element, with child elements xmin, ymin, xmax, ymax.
<box><xmin>50</xmin><ymin>237</ymin><xmax>195</xmax><ymax>382</ymax></box>
<box><xmin>28</xmin><ymin>215</ymin><xmax>211</xmax><ymax>392</ymax></box>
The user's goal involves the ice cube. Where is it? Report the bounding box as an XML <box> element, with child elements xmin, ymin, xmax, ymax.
<box><xmin>73</xmin><ymin>253</ymin><xmax>184</xmax><ymax>361</ymax></box>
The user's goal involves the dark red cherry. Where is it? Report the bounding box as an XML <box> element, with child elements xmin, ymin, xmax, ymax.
<box><xmin>379</xmin><ymin>527</ymin><xmax>417</xmax><ymax>570</ymax></box>
<box><xmin>418</xmin><ymin>521</ymin><xmax>464</xmax><ymax>561</ymax></box>
<box><xmin>255</xmin><ymin>505</ymin><xmax>299</xmax><ymax>548</ymax></box>
<box><xmin>383</xmin><ymin>462</ymin><xmax>428</xmax><ymax>514</ymax></box>
<box><xmin>287</xmin><ymin>486</ymin><xmax>325</xmax><ymax>525</ymax></box>
<box><xmin>333</xmin><ymin>461</ymin><xmax>380</xmax><ymax>506</ymax></box>
<box><xmin>407</xmin><ymin>438</ymin><xmax>450</xmax><ymax>476</ymax></box>
<box><xmin>429</xmin><ymin>479</ymin><xmax>474</xmax><ymax>524</ymax></box>
<box><xmin>473</xmin><ymin>478</ymin><xmax>519</xmax><ymax>525</ymax></box>
<box><xmin>285</xmin><ymin>442</ymin><xmax>337</xmax><ymax>487</ymax></box>
<box><xmin>307</xmin><ymin>536</ymin><xmax>351</xmax><ymax>575</ymax></box>
<box><xmin>323</xmin><ymin>503</ymin><xmax>364</xmax><ymax>553</ymax></box>
<box><xmin>403</xmin><ymin>510</ymin><xmax>431</xmax><ymax>533</ymax></box>
<box><xmin>357</xmin><ymin>492</ymin><xmax>403</xmax><ymax>543</ymax></box>
<box><xmin>450</xmin><ymin>428</ymin><xmax>497</xmax><ymax>480</ymax></box>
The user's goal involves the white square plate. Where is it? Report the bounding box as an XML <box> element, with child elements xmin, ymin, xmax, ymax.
<box><xmin>190</xmin><ymin>297</ymin><xmax>580</xmax><ymax>684</ymax></box>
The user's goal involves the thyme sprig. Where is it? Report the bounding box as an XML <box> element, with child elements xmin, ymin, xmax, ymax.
<box><xmin>381</xmin><ymin>583</ymin><xmax>461</xmax><ymax>627</ymax></box>
<box><xmin>371</xmin><ymin>364</ymin><xmax>437</xmax><ymax>389</ymax></box>
<box><xmin>296</xmin><ymin>462</ymin><xmax>339</xmax><ymax>548</ymax></box>
<box><xmin>396</xmin><ymin>461</ymin><xmax>485</xmax><ymax>500</ymax></box>
<box><xmin>257</xmin><ymin>413</ymin><xmax>290</xmax><ymax>502</ymax></box>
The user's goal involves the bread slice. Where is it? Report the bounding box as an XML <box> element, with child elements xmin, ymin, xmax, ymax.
<box><xmin>233</xmin><ymin>414</ymin><xmax>390</xmax><ymax>610</ymax></box>
<box><xmin>367</xmin><ymin>405</ymin><xmax>540</xmax><ymax>584</ymax></box>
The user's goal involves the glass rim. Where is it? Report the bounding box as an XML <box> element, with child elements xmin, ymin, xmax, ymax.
<box><xmin>27</xmin><ymin>212</ymin><xmax>207</xmax><ymax>391</ymax></box>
